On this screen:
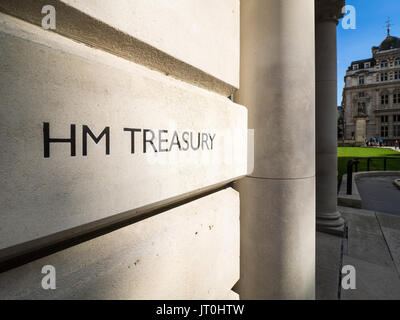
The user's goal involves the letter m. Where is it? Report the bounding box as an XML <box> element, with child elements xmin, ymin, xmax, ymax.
<box><xmin>82</xmin><ymin>125</ymin><xmax>110</xmax><ymax>156</ymax></box>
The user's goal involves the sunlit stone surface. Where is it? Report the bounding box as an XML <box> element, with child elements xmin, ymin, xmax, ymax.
<box><xmin>0</xmin><ymin>14</ymin><xmax>247</xmax><ymax>250</ymax></box>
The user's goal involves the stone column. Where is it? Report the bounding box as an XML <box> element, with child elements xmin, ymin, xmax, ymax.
<box><xmin>315</xmin><ymin>0</ymin><xmax>345</xmax><ymax>235</ymax></box>
<box><xmin>234</xmin><ymin>0</ymin><xmax>316</xmax><ymax>299</ymax></box>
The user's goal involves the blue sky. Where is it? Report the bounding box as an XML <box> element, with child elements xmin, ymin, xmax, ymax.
<box><xmin>337</xmin><ymin>0</ymin><xmax>400</xmax><ymax>104</ymax></box>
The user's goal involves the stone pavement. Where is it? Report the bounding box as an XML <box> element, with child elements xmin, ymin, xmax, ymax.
<box><xmin>371</xmin><ymin>146</ymin><xmax>400</xmax><ymax>153</ymax></box>
<box><xmin>317</xmin><ymin>206</ymin><xmax>400</xmax><ymax>299</ymax></box>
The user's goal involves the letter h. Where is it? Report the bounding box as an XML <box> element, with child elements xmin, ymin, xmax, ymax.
<box><xmin>43</xmin><ymin>122</ymin><xmax>76</xmax><ymax>158</ymax></box>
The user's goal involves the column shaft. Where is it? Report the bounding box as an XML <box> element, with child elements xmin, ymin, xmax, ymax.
<box><xmin>315</xmin><ymin>2</ymin><xmax>345</xmax><ymax>234</ymax></box>
<box><xmin>235</xmin><ymin>0</ymin><xmax>316</xmax><ymax>299</ymax></box>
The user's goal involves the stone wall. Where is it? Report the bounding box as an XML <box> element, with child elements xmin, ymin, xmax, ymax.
<box><xmin>0</xmin><ymin>188</ymin><xmax>239</xmax><ymax>299</ymax></box>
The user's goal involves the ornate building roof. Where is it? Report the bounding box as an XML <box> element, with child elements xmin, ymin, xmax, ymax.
<box><xmin>348</xmin><ymin>34</ymin><xmax>400</xmax><ymax>70</ymax></box>
<box><xmin>376</xmin><ymin>35</ymin><xmax>400</xmax><ymax>52</ymax></box>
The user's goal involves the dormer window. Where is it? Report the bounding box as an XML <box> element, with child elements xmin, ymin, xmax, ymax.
<box><xmin>352</xmin><ymin>64</ymin><xmax>359</xmax><ymax>70</ymax></box>
<box><xmin>359</xmin><ymin>76</ymin><xmax>365</xmax><ymax>85</ymax></box>
<box><xmin>364</xmin><ymin>62</ymin><xmax>371</xmax><ymax>68</ymax></box>
<box><xmin>381</xmin><ymin>60</ymin><xmax>389</xmax><ymax>68</ymax></box>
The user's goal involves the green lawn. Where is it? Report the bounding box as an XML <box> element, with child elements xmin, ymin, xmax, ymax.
<box><xmin>338</xmin><ymin>147</ymin><xmax>400</xmax><ymax>187</ymax></box>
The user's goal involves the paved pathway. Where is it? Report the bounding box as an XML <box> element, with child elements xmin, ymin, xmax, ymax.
<box><xmin>357</xmin><ymin>175</ymin><xmax>400</xmax><ymax>215</ymax></box>
<box><xmin>375</xmin><ymin>146</ymin><xmax>400</xmax><ymax>152</ymax></box>
<box><xmin>317</xmin><ymin>206</ymin><xmax>400</xmax><ymax>300</ymax></box>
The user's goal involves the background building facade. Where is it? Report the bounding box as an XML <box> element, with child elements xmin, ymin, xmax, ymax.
<box><xmin>343</xmin><ymin>33</ymin><xmax>400</xmax><ymax>144</ymax></box>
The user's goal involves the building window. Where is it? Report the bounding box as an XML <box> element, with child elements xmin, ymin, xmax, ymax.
<box><xmin>381</xmin><ymin>73</ymin><xmax>388</xmax><ymax>81</ymax></box>
<box><xmin>381</xmin><ymin>94</ymin><xmax>389</xmax><ymax>105</ymax></box>
<box><xmin>359</xmin><ymin>76</ymin><xmax>365</xmax><ymax>85</ymax></box>
<box><xmin>364</xmin><ymin>62</ymin><xmax>371</xmax><ymax>68</ymax></box>
<box><xmin>394</xmin><ymin>93</ymin><xmax>400</xmax><ymax>104</ymax></box>
<box><xmin>395</xmin><ymin>71</ymin><xmax>400</xmax><ymax>80</ymax></box>
<box><xmin>359</xmin><ymin>91</ymin><xmax>365</xmax><ymax>97</ymax></box>
<box><xmin>353</xmin><ymin>64</ymin><xmax>359</xmax><ymax>70</ymax></box>
<box><xmin>381</xmin><ymin>60</ymin><xmax>389</xmax><ymax>68</ymax></box>
<box><xmin>394</xmin><ymin>115</ymin><xmax>400</xmax><ymax>122</ymax></box>
<box><xmin>381</xmin><ymin>115</ymin><xmax>389</xmax><ymax>123</ymax></box>
<box><xmin>394</xmin><ymin>125</ymin><xmax>400</xmax><ymax>137</ymax></box>
<box><xmin>381</xmin><ymin>125</ymin><xmax>389</xmax><ymax>137</ymax></box>
<box><xmin>395</xmin><ymin>58</ymin><xmax>400</xmax><ymax>66</ymax></box>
